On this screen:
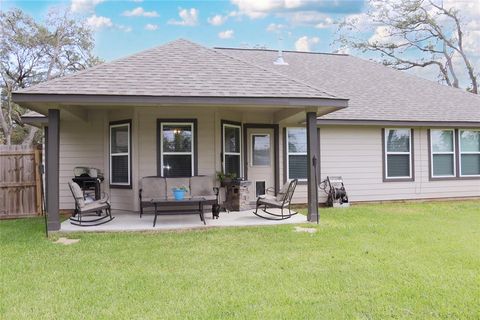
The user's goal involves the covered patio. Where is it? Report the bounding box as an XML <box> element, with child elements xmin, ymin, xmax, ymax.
<box><xmin>60</xmin><ymin>208</ymin><xmax>307</xmax><ymax>232</ymax></box>
<box><xmin>13</xmin><ymin>40</ymin><xmax>349</xmax><ymax>232</ymax></box>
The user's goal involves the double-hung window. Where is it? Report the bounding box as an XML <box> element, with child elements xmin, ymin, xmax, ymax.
<box><xmin>286</xmin><ymin>128</ymin><xmax>307</xmax><ymax>180</ymax></box>
<box><xmin>223</xmin><ymin>123</ymin><xmax>242</xmax><ymax>178</ymax></box>
<box><xmin>459</xmin><ymin>129</ymin><xmax>480</xmax><ymax>177</ymax></box>
<box><xmin>159</xmin><ymin>121</ymin><xmax>195</xmax><ymax>177</ymax></box>
<box><xmin>430</xmin><ymin>129</ymin><xmax>456</xmax><ymax>177</ymax></box>
<box><xmin>110</xmin><ymin>120</ymin><xmax>131</xmax><ymax>188</ymax></box>
<box><xmin>384</xmin><ymin>128</ymin><xmax>413</xmax><ymax>180</ymax></box>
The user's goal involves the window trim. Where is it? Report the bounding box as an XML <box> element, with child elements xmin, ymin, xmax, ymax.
<box><xmin>458</xmin><ymin>129</ymin><xmax>480</xmax><ymax>178</ymax></box>
<box><xmin>221</xmin><ymin>120</ymin><xmax>243</xmax><ymax>178</ymax></box>
<box><xmin>157</xmin><ymin>119</ymin><xmax>198</xmax><ymax>177</ymax></box>
<box><xmin>250</xmin><ymin>133</ymin><xmax>271</xmax><ymax>167</ymax></box>
<box><xmin>382</xmin><ymin>128</ymin><xmax>414</xmax><ymax>182</ymax></box>
<box><xmin>109</xmin><ymin>119</ymin><xmax>132</xmax><ymax>189</ymax></box>
<box><xmin>286</xmin><ymin>127</ymin><xmax>308</xmax><ymax>182</ymax></box>
<box><xmin>429</xmin><ymin>129</ymin><xmax>456</xmax><ymax>179</ymax></box>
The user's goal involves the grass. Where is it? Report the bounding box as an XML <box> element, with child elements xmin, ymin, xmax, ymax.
<box><xmin>1</xmin><ymin>201</ymin><xmax>479</xmax><ymax>319</ymax></box>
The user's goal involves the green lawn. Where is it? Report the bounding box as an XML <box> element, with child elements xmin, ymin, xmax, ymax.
<box><xmin>1</xmin><ymin>201</ymin><xmax>479</xmax><ymax>319</ymax></box>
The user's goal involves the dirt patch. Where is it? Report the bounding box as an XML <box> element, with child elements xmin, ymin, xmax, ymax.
<box><xmin>54</xmin><ymin>237</ymin><xmax>80</xmax><ymax>245</ymax></box>
<box><xmin>294</xmin><ymin>226</ymin><xmax>317</xmax><ymax>233</ymax></box>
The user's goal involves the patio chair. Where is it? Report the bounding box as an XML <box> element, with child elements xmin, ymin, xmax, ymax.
<box><xmin>253</xmin><ymin>179</ymin><xmax>298</xmax><ymax>220</ymax></box>
<box><xmin>68</xmin><ymin>181</ymin><xmax>114</xmax><ymax>226</ymax></box>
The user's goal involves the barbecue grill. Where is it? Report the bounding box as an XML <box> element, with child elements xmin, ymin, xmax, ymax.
<box><xmin>72</xmin><ymin>167</ymin><xmax>104</xmax><ymax>201</ymax></box>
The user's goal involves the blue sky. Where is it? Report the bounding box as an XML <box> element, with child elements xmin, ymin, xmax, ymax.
<box><xmin>3</xmin><ymin>0</ymin><xmax>478</xmax><ymax>89</ymax></box>
<box><xmin>2</xmin><ymin>0</ymin><xmax>367</xmax><ymax>61</ymax></box>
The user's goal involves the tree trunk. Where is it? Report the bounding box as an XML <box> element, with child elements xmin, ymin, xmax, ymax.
<box><xmin>22</xmin><ymin>126</ymin><xmax>38</xmax><ymax>145</ymax></box>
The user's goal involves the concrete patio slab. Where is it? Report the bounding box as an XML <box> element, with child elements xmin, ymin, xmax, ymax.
<box><xmin>60</xmin><ymin>209</ymin><xmax>307</xmax><ymax>232</ymax></box>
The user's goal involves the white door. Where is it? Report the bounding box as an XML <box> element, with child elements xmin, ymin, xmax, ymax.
<box><xmin>246</xmin><ymin>128</ymin><xmax>275</xmax><ymax>202</ymax></box>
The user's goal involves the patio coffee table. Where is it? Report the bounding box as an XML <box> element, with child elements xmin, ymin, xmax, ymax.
<box><xmin>150</xmin><ymin>197</ymin><xmax>207</xmax><ymax>227</ymax></box>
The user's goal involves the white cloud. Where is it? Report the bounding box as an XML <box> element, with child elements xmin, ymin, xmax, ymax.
<box><xmin>118</xmin><ymin>25</ymin><xmax>133</xmax><ymax>32</ymax></box>
<box><xmin>368</xmin><ymin>26</ymin><xmax>404</xmax><ymax>45</ymax></box>
<box><xmin>86</xmin><ymin>15</ymin><xmax>112</xmax><ymax>29</ymax></box>
<box><xmin>70</xmin><ymin>0</ymin><xmax>104</xmax><ymax>13</ymax></box>
<box><xmin>145</xmin><ymin>23</ymin><xmax>158</xmax><ymax>31</ymax></box>
<box><xmin>315</xmin><ymin>16</ymin><xmax>333</xmax><ymax>29</ymax></box>
<box><xmin>286</xmin><ymin>11</ymin><xmax>326</xmax><ymax>25</ymax></box>
<box><xmin>266</xmin><ymin>23</ymin><xmax>286</xmax><ymax>32</ymax></box>
<box><xmin>294</xmin><ymin>36</ymin><xmax>319</xmax><ymax>52</ymax></box>
<box><xmin>85</xmin><ymin>14</ymin><xmax>133</xmax><ymax>33</ymax></box>
<box><xmin>132</xmin><ymin>0</ymin><xmax>143</xmax><ymax>2</ymax></box>
<box><xmin>218</xmin><ymin>29</ymin><xmax>234</xmax><ymax>39</ymax></box>
<box><xmin>230</xmin><ymin>0</ymin><xmax>307</xmax><ymax>19</ymax></box>
<box><xmin>122</xmin><ymin>7</ymin><xmax>159</xmax><ymax>17</ymax></box>
<box><xmin>168</xmin><ymin>8</ymin><xmax>199</xmax><ymax>26</ymax></box>
<box><xmin>207</xmin><ymin>14</ymin><xmax>227</xmax><ymax>26</ymax></box>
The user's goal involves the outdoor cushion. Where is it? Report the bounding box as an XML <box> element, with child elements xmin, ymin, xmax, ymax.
<box><xmin>276</xmin><ymin>181</ymin><xmax>290</xmax><ymax>202</ymax></box>
<box><xmin>141</xmin><ymin>177</ymin><xmax>166</xmax><ymax>200</ymax></box>
<box><xmin>69</xmin><ymin>181</ymin><xmax>85</xmax><ymax>208</ymax></box>
<box><xmin>166</xmin><ymin>177</ymin><xmax>191</xmax><ymax>198</ymax></box>
<box><xmin>81</xmin><ymin>200</ymin><xmax>110</xmax><ymax>213</ymax></box>
<box><xmin>190</xmin><ymin>176</ymin><xmax>215</xmax><ymax>197</ymax></box>
<box><xmin>258</xmin><ymin>197</ymin><xmax>286</xmax><ymax>208</ymax></box>
<box><xmin>199</xmin><ymin>195</ymin><xmax>217</xmax><ymax>202</ymax></box>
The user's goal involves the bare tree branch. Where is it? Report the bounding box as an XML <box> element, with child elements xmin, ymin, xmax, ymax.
<box><xmin>335</xmin><ymin>0</ymin><xmax>478</xmax><ymax>94</ymax></box>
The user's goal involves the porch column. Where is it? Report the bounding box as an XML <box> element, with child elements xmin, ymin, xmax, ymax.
<box><xmin>46</xmin><ymin>109</ymin><xmax>60</xmax><ymax>231</ymax></box>
<box><xmin>306</xmin><ymin>111</ymin><xmax>319</xmax><ymax>222</ymax></box>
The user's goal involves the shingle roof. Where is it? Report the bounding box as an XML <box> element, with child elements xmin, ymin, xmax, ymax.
<box><xmin>216</xmin><ymin>48</ymin><xmax>480</xmax><ymax>123</ymax></box>
<box><xmin>17</xmin><ymin>39</ymin><xmax>336</xmax><ymax>99</ymax></box>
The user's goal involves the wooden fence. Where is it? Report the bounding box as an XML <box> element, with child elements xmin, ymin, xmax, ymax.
<box><xmin>0</xmin><ymin>145</ymin><xmax>43</xmax><ymax>218</ymax></box>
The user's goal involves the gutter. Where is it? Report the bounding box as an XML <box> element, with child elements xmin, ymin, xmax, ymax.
<box><xmin>316</xmin><ymin>119</ymin><xmax>480</xmax><ymax>128</ymax></box>
<box><xmin>12</xmin><ymin>93</ymin><xmax>349</xmax><ymax>109</ymax></box>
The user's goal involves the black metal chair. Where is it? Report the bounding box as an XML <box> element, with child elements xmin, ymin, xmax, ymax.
<box><xmin>253</xmin><ymin>179</ymin><xmax>298</xmax><ymax>220</ymax></box>
<box><xmin>68</xmin><ymin>181</ymin><xmax>114</xmax><ymax>226</ymax></box>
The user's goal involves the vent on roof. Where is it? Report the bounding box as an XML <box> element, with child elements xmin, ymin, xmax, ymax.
<box><xmin>273</xmin><ymin>49</ymin><xmax>288</xmax><ymax>65</ymax></box>
<box><xmin>273</xmin><ymin>36</ymin><xmax>288</xmax><ymax>65</ymax></box>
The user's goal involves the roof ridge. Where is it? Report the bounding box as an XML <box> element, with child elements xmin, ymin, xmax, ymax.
<box><xmin>215</xmin><ymin>47</ymin><xmax>349</xmax><ymax>56</ymax></box>
<box><xmin>212</xmin><ymin>47</ymin><xmax>341</xmax><ymax>99</ymax></box>
<box><xmin>215</xmin><ymin>48</ymin><xmax>347</xmax><ymax>100</ymax></box>
<box><xmin>18</xmin><ymin>39</ymin><xmax>189</xmax><ymax>93</ymax></box>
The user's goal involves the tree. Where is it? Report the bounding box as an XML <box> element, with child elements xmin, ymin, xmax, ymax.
<box><xmin>0</xmin><ymin>8</ymin><xmax>102</xmax><ymax>145</ymax></box>
<box><xmin>335</xmin><ymin>0</ymin><xmax>479</xmax><ymax>94</ymax></box>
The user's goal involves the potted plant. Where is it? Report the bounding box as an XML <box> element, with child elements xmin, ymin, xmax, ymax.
<box><xmin>216</xmin><ymin>171</ymin><xmax>237</xmax><ymax>187</ymax></box>
<box><xmin>172</xmin><ymin>185</ymin><xmax>188</xmax><ymax>200</ymax></box>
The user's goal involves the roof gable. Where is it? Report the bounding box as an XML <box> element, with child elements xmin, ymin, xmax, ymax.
<box><xmin>17</xmin><ymin>39</ymin><xmax>337</xmax><ymax>99</ymax></box>
<box><xmin>217</xmin><ymin>48</ymin><xmax>480</xmax><ymax>123</ymax></box>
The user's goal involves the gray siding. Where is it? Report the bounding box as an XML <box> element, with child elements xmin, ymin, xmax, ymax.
<box><xmin>291</xmin><ymin>126</ymin><xmax>480</xmax><ymax>203</ymax></box>
<box><xmin>58</xmin><ymin>109</ymin><xmax>479</xmax><ymax>211</ymax></box>
<box><xmin>59</xmin><ymin>112</ymin><xmax>105</xmax><ymax>210</ymax></box>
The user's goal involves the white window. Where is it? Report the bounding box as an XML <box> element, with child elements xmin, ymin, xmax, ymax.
<box><xmin>251</xmin><ymin>134</ymin><xmax>270</xmax><ymax>166</ymax></box>
<box><xmin>110</xmin><ymin>121</ymin><xmax>131</xmax><ymax>187</ymax></box>
<box><xmin>430</xmin><ymin>129</ymin><xmax>456</xmax><ymax>177</ymax></box>
<box><xmin>286</xmin><ymin>127</ymin><xmax>307</xmax><ymax>180</ymax></box>
<box><xmin>459</xmin><ymin>129</ymin><xmax>480</xmax><ymax>177</ymax></box>
<box><xmin>160</xmin><ymin>122</ymin><xmax>194</xmax><ymax>177</ymax></box>
<box><xmin>223</xmin><ymin>123</ymin><xmax>242</xmax><ymax>178</ymax></box>
<box><xmin>384</xmin><ymin>128</ymin><xmax>412</xmax><ymax>179</ymax></box>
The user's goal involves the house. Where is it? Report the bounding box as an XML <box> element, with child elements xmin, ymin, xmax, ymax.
<box><xmin>13</xmin><ymin>39</ymin><xmax>480</xmax><ymax>231</ymax></box>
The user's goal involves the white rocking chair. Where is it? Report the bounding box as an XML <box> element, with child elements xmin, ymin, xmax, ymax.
<box><xmin>253</xmin><ymin>179</ymin><xmax>298</xmax><ymax>220</ymax></box>
<box><xmin>68</xmin><ymin>181</ymin><xmax>114</xmax><ymax>226</ymax></box>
